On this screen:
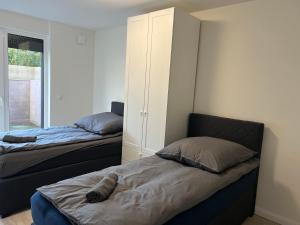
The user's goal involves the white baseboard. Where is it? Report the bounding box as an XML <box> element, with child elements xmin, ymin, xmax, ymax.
<box><xmin>255</xmin><ymin>206</ymin><xmax>299</xmax><ymax>225</ymax></box>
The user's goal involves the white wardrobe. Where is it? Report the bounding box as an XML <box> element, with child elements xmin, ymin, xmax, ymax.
<box><xmin>122</xmin><ymin>7</ymin><xmax>200</xmax><ymax>162</ymax></box>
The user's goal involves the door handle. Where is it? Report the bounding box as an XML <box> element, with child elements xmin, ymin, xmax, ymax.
<box><xmin>0</xmin><ymin>96</ymin><xmax>4</xmax><ymax>131</ymax></box>
<box><xmin>0</xmin><ymin>96</ymin><xmax>3</xmax><ymax>107</ymax></box>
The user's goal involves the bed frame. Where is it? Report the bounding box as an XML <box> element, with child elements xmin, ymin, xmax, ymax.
<box><xmin>168</xmin><ymin>113</ymin><xmax>264</xmax><ymax>225</ymax></box>
<box><xmin>0</xmin><ymin>101</ymin><xmax>124</xmax><ymax>217</ymax></box>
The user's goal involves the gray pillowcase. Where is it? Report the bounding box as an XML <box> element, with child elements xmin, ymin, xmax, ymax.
<box><xmin>75</xmin><ymin>112</ymin><xmax>123</xmax><ymax>135</ymax></box>
<box><xmin>156</xmin><ymin>136</ymin><xmax>256</xmax><ymax>173</ymax></box>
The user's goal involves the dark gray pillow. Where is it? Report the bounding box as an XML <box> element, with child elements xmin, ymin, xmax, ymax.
<box><xmin>75</xmin><ymin>112</ymin><xmax>123</xmax><ymax>135</ymax></box>
<box><xmin>156</xmin><ymin>136</ymin><xmax>256</xmax><ymax>173</ymax></box>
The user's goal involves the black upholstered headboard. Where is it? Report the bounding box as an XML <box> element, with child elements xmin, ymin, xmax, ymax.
<box><xmin>188</xmin><ymin>114</ymin><xmax>264</xmax><ymax>156</ymax></box>
<box><xmin>111</xmin><ymin>102</ymin><xmax>124</xmax><ymax>116</ymax></box>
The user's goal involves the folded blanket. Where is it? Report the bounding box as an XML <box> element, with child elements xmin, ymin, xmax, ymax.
<box><xmin>2</xmin><ymin>135</ymin><xmax>37</xmax><ymax>143</ymax></box>
<box><xmin>86</xmin><ymin>173</ymin><xmax>118</xmax><ymax>203</ymax></box>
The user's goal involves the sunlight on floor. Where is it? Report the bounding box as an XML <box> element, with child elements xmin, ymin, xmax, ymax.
<box><xmin>9</xmin><ymin>123</ymin><xmax>38</xmax><ymax>131</ymax></box>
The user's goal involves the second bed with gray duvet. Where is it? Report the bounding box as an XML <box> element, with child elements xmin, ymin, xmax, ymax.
<box><xmin>37</xmin><ymin>155</ymin><xmax>259</xmax><ymax>225</ymax></box>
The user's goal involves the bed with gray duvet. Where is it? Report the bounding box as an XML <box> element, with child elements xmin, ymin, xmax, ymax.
<box><xmin>0</xmin><ymin>101</ymin><xmax>124</xmax><ymax>217</ymax></box>
<box><xmin>0</xmin><ymin>127</ymin><xmax>122</xmax><ymax>178</ymax></box>
<box><xmin>36</xmin><ymin>155</ymin><xmax>259</xmax><ymax>225</ymax></box>
<box><xmin>32</xmin><ymin>113</ymin><xmax>264</xmax><ymax>225</ymax></box>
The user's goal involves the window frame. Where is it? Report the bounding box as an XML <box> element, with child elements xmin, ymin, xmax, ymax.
<box><xmin>0</xmin><ymin>27</ymin><xmax>50</xmax><ymax>129</ymax></box>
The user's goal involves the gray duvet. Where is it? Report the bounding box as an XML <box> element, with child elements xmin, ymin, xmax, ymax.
<box><xmin>0</xmin><ymin>126</ymin><xmax>122</xmax><ymax>178</ymax></box>
<box><xmin>38</xmin><ymin>155</ymin><xmax>259</xmax><ymax>225</ymax></box>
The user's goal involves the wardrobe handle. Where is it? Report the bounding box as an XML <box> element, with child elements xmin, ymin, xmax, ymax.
<box><xmin>140</xmin><ymin>110</ymin><xmax>148</xmax><ymax>116</ymax></box>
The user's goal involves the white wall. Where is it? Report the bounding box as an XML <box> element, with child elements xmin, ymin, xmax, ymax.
<box><xmin>192</xmin><ymin>1</ymin><xmax>300</xmax><ymax>224</ymax></box>
<box><xmin>93</xmin><ymin>26</ymin><xmax>126</xmax><ymax>113</ymax></box>
<box><xmin>0</xmin><ymin>9</ymin><xmax>95</xmax><ymax>126</ymax></box>
<box><xmin>50</xmin><ymin>22</ymin><xmax>95</xmax><ymax>125</ymax></box>
<box><xmin>0</xmin><ymin>9</ymin><xmax>48</xmax><ymax>35</ymax></box>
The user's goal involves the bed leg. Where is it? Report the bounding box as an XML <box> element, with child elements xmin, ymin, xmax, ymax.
<box><xmin>249</xmin><ymin>195</ymin><xmax>256</xmax><ymax>217</ymax></box>
<box><xmin>0</xmin><ymin>213</ymin><xmax>9</xmax><ymax>219</ymax></box>
<box><xmin>249</xmin><ymin>171</ymin><xmax>259</xmax><ymax>217</ymax></box>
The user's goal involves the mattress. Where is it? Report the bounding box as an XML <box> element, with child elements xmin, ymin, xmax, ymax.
<box><xmin>0</xmin><ymin>135</ymin><xmax>122</xmax><ymax>178</ymax></box>
<box><xmin>31</xmin><ymin>169</ymin><xmax>257</xmax><ymax>225</ymax></box>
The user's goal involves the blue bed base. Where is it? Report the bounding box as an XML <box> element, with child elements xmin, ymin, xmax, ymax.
<box><xmin>31</xmin><ymin>169</ymin><xmax>257</xmax><ymax>225</ymax></box>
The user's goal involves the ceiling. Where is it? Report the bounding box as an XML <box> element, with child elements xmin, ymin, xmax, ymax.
<box><xmin>0</xmin><ymin>0</ymin><xmax>251</xmax><ymax>30</ymax></box>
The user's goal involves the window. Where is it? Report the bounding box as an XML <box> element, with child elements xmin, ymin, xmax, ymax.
<box><xmin>0</xmin><ymin>31</ymin><xmax>48</xmax><ymax>131</ymax></box>
<box><xmin>7</xmin><ymin>34</ymin><xmax>44</xmax><ymax>130</ymax></box>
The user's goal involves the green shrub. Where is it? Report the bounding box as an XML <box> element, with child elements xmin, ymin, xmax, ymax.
<box><xmin>8</xmin><ymin>48</ymin><xmax>42</xmax><ymax>67</ymax></box>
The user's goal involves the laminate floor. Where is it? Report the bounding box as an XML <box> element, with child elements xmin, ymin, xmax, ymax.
<box><xmin>0</xmin><ymin>210</ymin><xmax>280</xmax><ymax>225</ymax></box>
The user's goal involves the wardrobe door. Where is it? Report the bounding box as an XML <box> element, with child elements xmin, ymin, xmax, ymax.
<box><xmin>142</xmin><ymin>9</ymin><xmax>174</xmax><ymax>154</ymax></box>
<box><xmin>123</xmin><ymin>15</ymin><xmax>149</xmax><ymax>157</ymax></box>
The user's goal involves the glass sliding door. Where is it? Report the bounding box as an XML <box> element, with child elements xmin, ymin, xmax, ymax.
<box><xmin>7</xmin><ymin>34</ymin><xmax>44</xmax><ymax>130</ymax></box>
<box><xmin>0</xmin><ymin>30</ymin><xmax>8</xmax><ymax>131</ymax></box>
